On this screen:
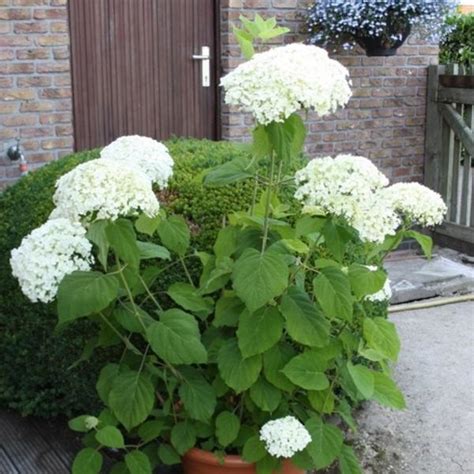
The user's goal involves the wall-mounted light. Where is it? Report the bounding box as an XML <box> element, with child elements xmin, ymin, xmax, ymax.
<box><xmin>6</xmin><ymin>138</ymin><xmax>28</xmax><ymax>176</ymax></box>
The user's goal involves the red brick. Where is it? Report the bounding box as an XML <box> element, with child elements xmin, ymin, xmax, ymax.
<box><xmin>36</xmin><ymin>62</ymin><xmax>69</xmax><ymax>73</ymax></box>
<box><xmin>0</xmin><ymin>8</ymin><xmax>31</xmax><ymax>19</ymax></box>
<box><xmin>0</xmin><ymin>49</ymin><xmax>15</xmax><ymax>61</ymax></box>
<box><xmin>39</xmin><ymin>87</ymin><xmax>71</xmax><ymax>99</ymax></box>
<box><xmin>20</xmin><ymin>126</ymin><xmax>53</xmax><ymax>138</ymax></box>
<box><xmin>39</xmin><ymin>112</ymin><xmax>71</xmax><ymax>124</ymax></box>
<box><xmin>13</xmin><ymin>21</ymin><xmax>48</xmax><ymax>33</ymax></box>
<box><xmin>0</xmin><ymin>77</ymin><xmax>13</xmax><ymax>88</ymax></box>
<box><xmin>16</xmin><ymin>47</ymin><xmax>50</xmax><ymax>60</ymax></box>
<box><xmin>21</xmin><ymin>101</ymin><xmax>55</xmax><ymax>112</ymax></box>
<box><xmin>0</xmin><ymin>89</ymin><xmax>35</xmax><ymax>101</ymax></box>
<box><xmin>41</xmin><ymin>137</ymin><xmax>73</xmax><ymax>149</ymax></box>
<box><xmin>0</xmin><ymin>63</ymin><xmax>35</xmax><ymax>74</ymax></box>
<box><xmin>1</xmin><ymin>114</ymin><xmax>37</xmax><ymax>126</ymax></box>
<box><xmin>33</xmin><ymin>7</ymin><xmax>67</xmax><ymax>19</ymax></box>
<box><xmin>37</xmin><ymin>34</ymin><xmax>68</xmax><ymax>46</ymax></box>
<box><xmin>0</xmin><ymin>36</ymin><xmax>33</xmax><ymax>47</ymax></box>
<box><xmin>17</xmin><ymin>76</ymin><xmax>52</xmax><ymax>87</ymax></box>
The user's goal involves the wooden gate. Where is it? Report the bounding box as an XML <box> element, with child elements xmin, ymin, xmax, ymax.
<box><xmin>425</xmin><ymin>65</ymin><xmax>474</xmax><ymax>248</ymax></box>
<box><xmin>68</xmin><ymin>0</ymin><xmax>220</xmax><ymax>151</ymax></box>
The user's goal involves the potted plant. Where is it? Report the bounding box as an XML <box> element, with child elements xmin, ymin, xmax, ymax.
<box><xmin>10</xmin><ymin>16</ymin><xmax>448</xmax><ymax>474</ymax></box>
<box><xmin>306</xmin><ymin>0</ymin><xmax>457</xmax><ymax>56</ymax></box>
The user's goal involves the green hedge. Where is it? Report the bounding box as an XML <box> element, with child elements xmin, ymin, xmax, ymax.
<box><xmin>440</xmin><ymin>13</ymin><xmax>474</xmax><ymax>68</ymax></box>
<box><xmin>0</xmin><ymin>138</ymin><xmax>281</xmax><ymax>418</ymax></box>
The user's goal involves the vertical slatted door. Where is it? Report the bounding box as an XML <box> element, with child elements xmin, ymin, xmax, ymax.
<box><xmin>69</xmin><ymin>0</ymin><xmax>219</xmax><ymax>151</ymax></box>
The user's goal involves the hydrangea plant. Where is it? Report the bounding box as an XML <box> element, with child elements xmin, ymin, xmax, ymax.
<box><xmin>11</xmin><ymin>17</ymin><xmax>447</xmax><ymax>474</ymax></box>
<box><xmin>306</xmin><ymin>0</ymin><xmax>458</xmax><ymax>55</ymax></box>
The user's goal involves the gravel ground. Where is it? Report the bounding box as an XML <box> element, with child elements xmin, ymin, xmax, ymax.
<box><xmin>352</xmin><ymin>301</ymin><xmax>474</xmax><ymax>473</ymax></box>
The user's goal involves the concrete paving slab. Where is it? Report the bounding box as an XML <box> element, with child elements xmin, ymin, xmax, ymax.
<box><xmin>353</xmin><ymin>301</ymin><xmax>474</xmax><ymax>473</ymax></box>
<box><xmin>385</xmin><ymin>255</ymin><xmax>474</xmax><ymax>304</ymax></box>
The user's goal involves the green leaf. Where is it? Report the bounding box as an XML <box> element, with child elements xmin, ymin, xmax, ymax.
<box><xmin>72</xmin><ymin>448</ymin><xmax>103</xmax><ymax>474</ymax></box>
<box><xmin>305</xmin><ymin>415</ymin><xmax>344</xmax><ymax>469</ymax></box>
<box><xmin>96</xmin><ymin>363</ymin><xmax>120</xmax><ymax>404</ymax></box>
<box><xmin>233</xmin><ymin>248</ymin><xmax>289</xmax><ymax>312</ymax></box>
<box><xmin>263</xmin><ymin>342</ymin><xmax>296</xmax><ymax>392</ymax></box>
<box><xmin>95</xmin><ymin>426</ymin><xmax>124</xmax><ymax>449</ymax></box>
<box><xmin>137</xmin><ymin>421</ymin><xmax>164</xmax><ymax>443</ymax></box>
<box><xmin>363</xmin><ymin>317</ymin><xmax>400</xmax><ymax>361</ymax></box>
<box><xmin>322</xmin><ymin>221</ymin><xmax>351</xmax><ymax>262</ymax></box>
<box><xmin>256</xmin><ymin>455</ymin><xmax>280</xmax><ymax>474</ymax></box>
<box><xmin>405</xmin><ymin>230</ymin><xmax>433</xmax><ymax>258</ymax></box>
<box><xmin>113</xmin><ymin>304</ymin><xmax>154</xmax><ymax>333</ymax></box>
<box><xmin>158</xmin><ymin>444</ymin><xmax>181</xmax><ymax>465</ymax></box>
<box><xmin>157</xmin><ymin>216</ymin><xmax>190</xmax><ymax>256</ymax></box>
<box><xmin>347</xmin><ymin>362</ymin><xmax>375</xmax><ymax>399</ymax></box>
<box><xmin>214</xmin><ymin>226</ymin><xmax>239</xmax><ymax>258</ymax></box>
<box><xmin>348</xmin><ymin>264</ymin><xmax>386</xmax><ymax>299</ymax></box>
<box><xmin>308</xmin><ymin>388</ymin><xmax>335</xmax><ymax>414</ymax></box>
<box><xmin>252</xmin><ymin>125</ymin><xmax>272</xmax><ymax>159</ymax></box>
<box><xmin>280</xmin><ymin>287</ymin><xmax>329</xmax><ymax>348</ymax></box>
<box><xmin>68</xmin><ymin>415</ymin><xmax>94</xmax><ymax>433</ymax></box>
<box><xmin>242</xmin><ymin>435</ymin><xmax>267</xmax><ymax>463</ymax></box>
<box><xmin>295</xmin><ymin>215</ymin><xmax>326</xmax><ymax>238</ymax></box>
<box><xmin>213</xmin><ymin>294</ymin><xmax>245</xmax><ymax>328</ymax></box>
<box><xmin>171</xmin><ymin>421</ymin><xmax>196</xmax><ymax>455</ymax></box>
<box><xmin>372</xmin><ymin>372</ymin><xmax>406</xmax><ymax>409</ymax></box>
<box><xmin>216</xmin><ymin>411</ymin><xmax>241</xmax><ymax>447</ymax></box>
<box><xmin>135</xmin><ymin>213</ymin><xmax>161</xmax><ymax>236</ymax></box>
<box><xmin>125</xmin><ymin>450</ymin><xmax>152</xmax><ymax>474</ymax></box>
<box><xmin>282</xmin><ymin>352</ymin><xmax>329</xmax><ymax>391</ymax></box>
<box><xmin>147</xmin><ymin>309</ymin><xmax>207</xmax><ymax>365</ymax></box>
<box><xmin>218</xmin><ymin>338</ymin><xmax>262</xmax><ymax>393</ymax></box>
<box><xmin>106</xmin><ymin>218</ymin><xmax>140</xmax><ymax>269</ymax></box>
<box><xmin>266</xmin><ymin>113</ymin><xmax>306</xmax><ymax>161</ymax></box>
<box><xmin>237</xmin><ymin>306</ymin><xmax>284</xmax><ymax>358</ymax></box>
<box><xmin>167</xmin><ymin>282</ymin><xmax>214</xmax><ymax>318</ymax></box>
<box><xmin>249</xmin><ymin>377</ymin><xmax>282</xmax><ymax>412</ymax></box>
<box><xmin>86</xmin><ymin>220</ymin><xmax>109</xmax><ymax>269</ymax></box>
<box><xmin>339</xmin><ymin>445</ymin><xmax>363</xmax><ymax>474</ymax></box>
<box><xmin>281</xmin><ymin>239</ymin><xmax>309</xmax><ymax>254</ymax></box>
<box><xmin>313</xmin><ymin>267</ymin><xmax>353</xmax><ymax>321</ymax></box>
<box><xmin>233</xmin><ymin>26</ymin><xmax>256</xmax><ymax>59</ymax></box>
<box><xmin>137</xmin><ymin>241</ymin><xmax>170</xmax><ymax>260</ymax></box>
<box><xmin>204</xmin><ymin>155</ymin><xmax>255</xmax><ymax>186</ymax></box>
<box><xmin>292</xmin><ymin>449</ymin><xmax>315</xmax><ymax>470</ymax></box>
<box><xmin>108</xmin><ymin>371</ymin><xmax>155</xmax><ymax>431</ymax></box>
<box><xmin>179</xmin><ymin>367</ymin><xmax>217</xmax><ymax>422</ymax></box>
<box><xmin>57</xmin><ymin>271</ymin><xmax>119</xmax><ymax>323</ymax></box>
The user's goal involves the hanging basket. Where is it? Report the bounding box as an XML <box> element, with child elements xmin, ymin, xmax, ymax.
<box><xmin>355</xmin><ymin>23</ymin><xmax>411</xmax><ymax>57</ymax></box>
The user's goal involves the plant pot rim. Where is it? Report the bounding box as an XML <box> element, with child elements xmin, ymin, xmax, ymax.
<box><xmin>184</xmin><ymin>448</ymin><xmax>254</xmax><ymax>467</ymax></box>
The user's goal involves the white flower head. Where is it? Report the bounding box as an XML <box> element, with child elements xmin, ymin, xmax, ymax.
<box><xmin>295</xmin><ymin>154</ymin><xmax>389</xmax><ymax>222</ymax></box>
<box><xmin>366</xmin><ymin>278</ymin><xmax>392</xmax><ymax>303</ymax></box>
<box><xmin>100</xmin><ymin>135</ymin><xmax>174</xmax><ymax>188</ymax></box>
<box><xmin>221</xmin><ymin>43</ymin><xmax>351</xmax><ymax>125</ymax></box>
<box><xmin>381</xmin><ymin>182</ymin><xmax>447</xmax><ymax>227</ymax></box>
<box><xmin>10</xmin><ymin>218</ymin><xmax>93</xmax><ymax>303</ymax></box>
<box><xmin>52</xmin><ymin>159</ymin><xmax>160</xmax><ymax>222</ymax></box>
<box><xmin>259</xmin><ymin>416</ymin><xmax>311</xmax><ymax>459</ymax></box>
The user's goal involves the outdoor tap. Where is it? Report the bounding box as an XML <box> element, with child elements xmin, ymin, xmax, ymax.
<box><xmin>6</xmin><ymin>138</ymin><xmax>28</xmax><ymax>176</ymax></box>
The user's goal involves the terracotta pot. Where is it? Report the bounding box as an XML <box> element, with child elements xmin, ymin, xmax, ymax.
<box><xmin>182</xmin><ymin>448</ymin><xmax>305</xmax><ymax>474</ymax></box>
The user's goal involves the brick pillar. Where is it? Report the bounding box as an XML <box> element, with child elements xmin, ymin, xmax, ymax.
<box><xmin>220</xmin><ymin>0</ymin><xmax>439</xmax><ymax>183</ymax></box>
<box><xmin>0</xmin><ymin>0</ymin><xmax>73</xmax><ymax>190</ymax></box>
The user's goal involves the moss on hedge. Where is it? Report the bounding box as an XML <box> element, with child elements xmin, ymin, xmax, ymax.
<box><xmin>0</xmin><ymin>138</ymin><xmax>277</xmax><ymax>417</ymax></box>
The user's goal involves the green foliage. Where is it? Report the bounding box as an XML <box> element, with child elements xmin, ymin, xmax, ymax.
<box><xmin>0</xmin><ymin>138</ymin><xmax>283</xmax><ymax>418</ymax></box>
<box><xmin>440</xmin><ymin>13</ymin><xmax>474</xmax><ymax>68</ymax></box>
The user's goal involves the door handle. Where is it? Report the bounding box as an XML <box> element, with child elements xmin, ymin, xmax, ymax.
<box><xmin>192</xmin><ymin>46</ymin><xmax>211</xmax><ymax>88</ymax></box>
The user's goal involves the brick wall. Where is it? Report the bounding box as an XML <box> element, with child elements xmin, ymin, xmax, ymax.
<box><xmin>0</xmin><ymin>0</ymin><xmax>437</xmax><ymax>189</ymax></box>
<box><xmin>220</xmin><ymin>0</ymin><xmax>439</xmax><ymax>183</ymax></box>
<box><xmin>0</xmin><ymin>0</ymin><xmax>72</xmax><ymax>190</ymax></box>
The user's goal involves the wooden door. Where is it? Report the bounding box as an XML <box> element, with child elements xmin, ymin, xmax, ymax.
<box><xmin>69</xmin><ymin>0</ymin><xmax>219</xmax><ymax>151</ymax></box>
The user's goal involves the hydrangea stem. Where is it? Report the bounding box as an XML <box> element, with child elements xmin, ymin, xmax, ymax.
<box><xmin>261</xmin><ymin>152</ymin><xmax>276</xmax><ymax>255</ymax></box>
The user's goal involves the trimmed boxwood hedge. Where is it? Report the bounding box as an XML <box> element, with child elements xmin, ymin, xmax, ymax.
<box><xmin>0</xmin><ymin>138</ymin><xmax>286</xmax><ymax>418</ymax></box>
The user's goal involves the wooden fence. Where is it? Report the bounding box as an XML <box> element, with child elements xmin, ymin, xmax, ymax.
<box><xmin>425</xmin><ymin>64</ymin><xmax>474</xmax><ymax>247</ymax></box>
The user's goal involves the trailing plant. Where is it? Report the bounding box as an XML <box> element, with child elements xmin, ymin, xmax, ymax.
<box><xmin>440</xmin><ymin>12</ymin><xmax>474</xmax><ymax>68</ymax></box>
<box><xmin>10</xmin><ymin>18</ymin><xmax>447</xmax><ymax>474</ymax></box>
<box><xmin>306</xmin><ymin>0</ymin><xmax>458</xmax><ymax>55</ymax></box>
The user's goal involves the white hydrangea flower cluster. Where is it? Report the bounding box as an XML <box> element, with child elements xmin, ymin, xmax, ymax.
<box><xmin>351</xmin><ymin>196</ymin><xmax>401</xmax><ymax>244</ymax></box>
<box><xmin>52</xmin><ymin>159</ymin><xmax>160</xmax><ymax>222</ymax></box>
<box><xmin>295</xmin><ymin>154</ymin><xmax>401</xmax><ymax>244</ymax></box>
<box><xmin>10</xmin><ymin>218</ymin><xmax>93</xmax><ymax>303</ymax></box>
<box><xmin>259</xmin><ymin>416</ymin><xmax>311</xmax><ymax>458</ymax></box>
<box><xmin>381</xmin><ymin>182</ymin><xmax>447</xmax><ymax>227</ymax></box>
<box><xmin>296</xmin><ymin>157</ymin><xmax>448</xmax><ymax>243</ymax></box>
<box><xmin>220</xmin><ymin>43</ymin><xmax>352</xmax><ymax>125</ymax></box>
<box><xmin>366</xmin><ymin>278</ymin><xmax>392</xmax><ymax>302</ymax></box>
<box><xmin>100</xmin><ymin>135</ymin><xmax>174</xmax><ymax>188</ymax></box>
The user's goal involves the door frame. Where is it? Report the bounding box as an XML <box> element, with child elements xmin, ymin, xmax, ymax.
<box><xmin>67</xmin><ymin>0</ymin><xmax>223</xmax><ymax>150</ymax></box>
